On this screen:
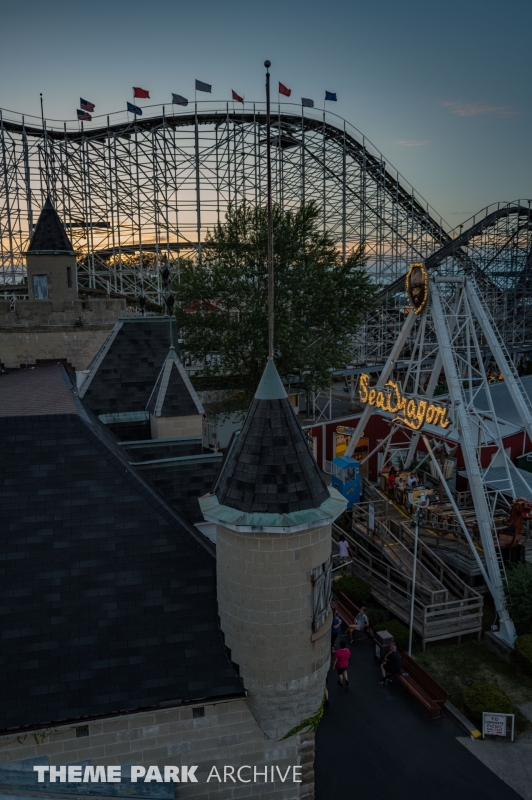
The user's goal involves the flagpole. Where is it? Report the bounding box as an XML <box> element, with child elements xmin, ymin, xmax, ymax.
<box><xmin>265</xmin><ymin>60</ymin><xmax>274</xmax><ymax>361</ymax></box>
<box><xmin>40</xmin><ymin>93</ymin><xmax>49</xmax><ymax>198</ymax></box>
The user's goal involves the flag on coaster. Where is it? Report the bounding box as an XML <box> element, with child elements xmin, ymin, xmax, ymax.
<box><xmin>325</xmin><ymin>91</ymin><xmax>337</xmax><ymax>101</ymax></box>
<box><xmin>80</xmin><ymin>98</ymin><xmax>95</xmax><ymax>112</ymax></box>
<box><xmin>127</xmin><ymin>102</ymin><xmax>142</xmax><ymax>115</ymax></box>
<box><xmin>172</xmin><ymin>94</ymin><xmax>188</xmax><ymax>106</ymax></box>
<box><xmin>279</xmin><ymin>82</ymin><xmax>291</xmax><ymax>97</ymax></box>
<box><xmin>232</xmin><ymin>90</ymin><xmax>244</xmax><ymax>103</ymax></box>
<box><xmin>77</xmin><ymin>109</ymin><xmax>92</xmax><ymax>121</ymax></box>
<box><xmin>301</xmin><ymin>98</ymin><xmax>314</xmax><ymax>108</ymax></box>
<box><xmin>133</xmin><ymin>87</ymin><xmax>150</xmax><ymax>98</ymax></box>
<box><xmin>195</xmin><ymin>79</ymin><xmax>212</xmax><ymax>93</ymax></box>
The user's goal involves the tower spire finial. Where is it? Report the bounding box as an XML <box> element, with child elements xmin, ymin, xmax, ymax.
<box><xmin>264</xmin><ymin>60</ymin><xmax>274</xmax><ymax>360</ymax></box>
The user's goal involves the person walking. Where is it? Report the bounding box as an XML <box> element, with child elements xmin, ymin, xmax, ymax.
<box><xmin>333</xmin><ymin>640</ymin><xmax>351</xmax><ymax>688</ymax></box>
<box><xmin>331</xmin><ymin>610</ymin><xmax>342</xmax><ymax>652</ymax></box>
<box><xmin>337</xmin><ymin>534</ymin><xmax>352</xmax><ymax>563</ymax></box>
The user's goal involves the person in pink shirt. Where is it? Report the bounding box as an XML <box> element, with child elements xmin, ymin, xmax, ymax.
<box><xmin>333</xmin><ymin>640</ymin><xmax>351</xmax><ymax>687</ymax></box>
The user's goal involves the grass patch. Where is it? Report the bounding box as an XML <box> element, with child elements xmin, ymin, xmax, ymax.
<box><xmin>416</xmin><ymin>639</ymin><xmax>532</xmax><ymax>736</ymax></box>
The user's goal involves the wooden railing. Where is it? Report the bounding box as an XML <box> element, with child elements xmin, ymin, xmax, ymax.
<box><xmin>332</xmin><ymin>514</ymin><xmax>483</xmax><ymax>648</ymax></box>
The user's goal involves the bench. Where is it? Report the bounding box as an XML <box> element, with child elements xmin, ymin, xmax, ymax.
<box><xmin>394</xmin><ymin>652</ymin><xmax>448</xmax><ymax>720</ymax></box>
<box><xmin>331</xmin><ymin>591</ymin><xmax>370</xmax><ymax>642</ymax></box>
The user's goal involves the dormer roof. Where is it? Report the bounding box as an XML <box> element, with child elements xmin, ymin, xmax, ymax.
<box><xmin>147</xmin><ymin>346</ymin><xmax>204</xmax><ymax>418</ymax></box>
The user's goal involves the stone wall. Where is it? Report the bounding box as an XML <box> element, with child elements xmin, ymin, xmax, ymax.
<box><xmin>216</xmin><ymin>524</ymin><xmax>331</xmax><ymax>741</ymax></box>
<box><xmin>26</xmin><ymin>253</ymin><xmax>78</xmax><ymax>308</ymax></box>
<box><xmin>0</xmin><ymin>699</ymin><xmax>315</xmax><ymax>799</ymax></box>
<box><xmin>0</xmin><ymin>298</ymin><xmax>125</xmax><ymax>370</ymax></box>
<box><xmin>151</xmin><ymin>414</ymin><xmax>203</xmax><ymax>440</ymax></box>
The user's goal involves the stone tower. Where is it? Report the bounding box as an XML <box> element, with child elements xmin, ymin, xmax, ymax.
<box><xmin>200</xmin><ymin>360</ymin><xmax>346</xmax><ymax>749</ymax></box>
<box><xmin>26</xmin><ymin>197</ymin><xmax>78</xmax><ymax>309</ymax></box>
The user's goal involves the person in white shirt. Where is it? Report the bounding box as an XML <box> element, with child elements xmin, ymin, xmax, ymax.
<box><xmin>337</xmin><ymin>534</ymin><xmax>352</xmax><ymax>562</ymax></box>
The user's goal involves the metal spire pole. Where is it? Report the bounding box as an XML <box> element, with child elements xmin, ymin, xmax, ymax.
<box><xmin>265</xmin><ymin>60</ymin><xmax>274</xmax><ymax>360</ymax></box>
<box><xmin>40</xmin><ymin>93</ymin><xmax>49</xmax><ymax>198</ymax></box>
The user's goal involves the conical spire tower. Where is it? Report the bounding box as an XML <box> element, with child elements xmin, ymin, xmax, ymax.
<box><xmin>215</xmin><ymin>359</ymin><xmax>330</xmax><ymax>515</ymax></box>
<box><xmin>200</xmin><ymin>359</ymin><xmax>346</xmax><ymax>745</ymax></box>
<box><xmin>28</xmin><ymin>197</ymin><xmax>75</xmax><ymax>254</ymax></box>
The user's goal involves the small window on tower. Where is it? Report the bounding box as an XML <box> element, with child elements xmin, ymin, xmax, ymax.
<box><xmin>67</xmin><ymin>266</ymin><xmax>72</xmax><ymax>288</ymax></box>
<box><xmin>33</xmin><ymin>275</ymin><xmax>48</xmax><ymax>300</ymax></box>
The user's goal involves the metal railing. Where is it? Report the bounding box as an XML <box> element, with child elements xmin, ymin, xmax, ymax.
<box><xmin>333</xmin><ymin>512</ymin><xmax>483</xmax><ymax>648</ymax></box>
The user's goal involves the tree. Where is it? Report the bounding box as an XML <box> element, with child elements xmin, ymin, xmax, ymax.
<box><xmin>174</xmin><ymin>202</ymin><xmax>379</xmax><ymax>397</ymax></box>
<box><xmin>506</xmin><ymin>563</ymin><xmax>532</xmax><ymax>636</ymax></box>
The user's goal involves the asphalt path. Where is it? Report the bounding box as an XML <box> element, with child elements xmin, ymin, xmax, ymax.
<box><xmin>315</xmin><ymin>636</ymin><xmax>521</xmax><ymax>800</ymax></box>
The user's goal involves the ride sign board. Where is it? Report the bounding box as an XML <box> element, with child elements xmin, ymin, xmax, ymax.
<box><xmin>358</xmin><ymin>374</ymin><xmax>451</xmax><ymax>431</ymax></box>
<box><xmin>482</xmin><ymin>712</ymin><xmax>515</xmax><ymax>741</ymax></box>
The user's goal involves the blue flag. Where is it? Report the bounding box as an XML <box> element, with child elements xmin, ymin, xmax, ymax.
<box><xmin>127</xmin><ymin>102</ymin><xmax>142</xmax><ymax>115</ymax></box>
<box><xmin>325</xmin><ymin>91</ymin><xmax>337</xmax><ymax>102</ymax></box>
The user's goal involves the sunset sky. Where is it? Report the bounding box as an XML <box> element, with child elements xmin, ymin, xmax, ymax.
<box><xmin>1</xmin><ymin>0</ymin><xmax>530</xmax><ymax>228</ymax></box>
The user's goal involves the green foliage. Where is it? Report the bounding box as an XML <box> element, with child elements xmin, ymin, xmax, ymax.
<box><xmin>505</xmin><ymin>563</ymin><xmax>532</xmax><ymax>636</ymax></box>
<box><xmin>334</xmin><ymin>576</ymin><xmax>372</xmax><ymax>607</ymax></box>
<box><xmin>515</xmin><ymin>634</ymin><xmax>532</xmax><ymax>678</ymax></box>
<box><xmin>365</xmin><ymin>607</ymin><xmax>390</xmax><ymax>629</ymax></box>
<box><xmin>174</xmin><ymin>202</ymin><xmax>379</xmax><ymax>396</ymax></box>
<box><xmin>463</xmin><ymin>684</ymin><xmax>513</xmax><ymax>725</ymax></box>
<box><xmin>374</xmin><ymin>619</ymin><xmax>410</xmax><ymax>652</ymax></box>
<box><xmin>280</xmin><ymin>695</ymin><xmax>325</xmax><ymax>739</ymax></box>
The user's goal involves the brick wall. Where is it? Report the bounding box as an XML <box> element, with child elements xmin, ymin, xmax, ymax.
<box><xmin>151</xmin><ymin>414</ymin><xmax>203</xmax><ymax>440</ymax></box>
<box><xmin>0</xmin><ymin>699</ymin><xmax>314</xmax><ymax>799</ymax></box>
<box><xmin>216</xmin><ymin>524</ymin><xmax>331</xmax><ymax>742</ymax></box>
<box><xmin>0</xmin><ymin>299</ymin><xmax>125</xmax><ymax>369</ymax></box>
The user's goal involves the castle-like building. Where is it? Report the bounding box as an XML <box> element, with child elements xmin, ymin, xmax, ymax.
<box><xmin>0</xmin><ymin>198</ymin><xmax>124</xmax><ymax>370</ymax></box>
<box><xmin>0</xmin><ymin>291</ymin><xmax>346</xmax><ymax>798</ymax></box>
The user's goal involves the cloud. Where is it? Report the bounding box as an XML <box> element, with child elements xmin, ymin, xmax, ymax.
<box><xmin>395</xmin><ymin>140</ymin><xmax>430</xmax><ymax>147</ymax></box>
<box><xmin>442</xmin><ymin>101</ymin><xmax>519</xmax><ymax>118</ymax></box>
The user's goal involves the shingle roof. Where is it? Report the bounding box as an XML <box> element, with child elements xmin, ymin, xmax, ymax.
<box><xmin>0</xmin><ymin>365</ymin><xmax>77</xmax><ymax>416</ymax></box>
<box><xmin>215</xmin><ymin>360</ymin><xmax>329</xmax><ymax>514</ymax></box>
<box><xmin>27</xmin><ymin>198</ymin><xmax>75</xmax><ymax>254</ymax></box>
<box><xmin>0</xmin><ymin>370</ymin><xmax>242</xmax><ymax>733</ymax></box>
<box><xmin>147</xmin><ymin>347</ymin><xmax>204</xmax><ymax>418</ymax></box>
<box><xmin>79</xmin><ymin>318</ymin><xmax>180</xmax><ymax>417</ymax></box>
<box><xmin>136</xmin><ymin>458</ymin><xmax>223</xmax><ymax>523</ymax></box>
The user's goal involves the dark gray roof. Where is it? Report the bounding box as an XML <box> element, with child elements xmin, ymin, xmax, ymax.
<box><xmin>123</xmin><ymin>438</ymin><xmax>205</xmax><ymax>462</ymax></box>
<box><xmin>79</xmin><ymin>318</ymin><xmax>180</xmax><ymax>417</ymax></box>
<box><xmin>215</xmin><ymin>360</ymin><xmax>329</xmax><ymax>514</ymax></box>
<box><xmin>0</xmin><ymin>367</ymin><xmax>242</xmax><ymax>733</ymax></box>
<box><xmin>147</xmin><ymin>347</ymin><xmax>204</xmax><ymax>418</ymax></box>
<box><xmin>122</xmin><ymin>438</ymin><xmax>223</xmax><ymax>524</ymax></box>
<box><xmin>464</xmin><ymin>375</ymin><xmax>532</xmax><ymax>429</ymax></box>
<box><xmin>27</xmin><ymin>198</ymin><xmax>75</xmax><ymax>254</ymax></box>
<box><xmin>136</xmin><ymin>457</ymin><xmax>223</xmax><ymax>523</ymax></box>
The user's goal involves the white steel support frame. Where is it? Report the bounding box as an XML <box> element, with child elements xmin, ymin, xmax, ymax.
<box><xmin>344</xmin><ymin>309</ymin><xmax>417</xmax><ymax>457</ymax></box>
<box><xmin>347</xmin><ymin>275</ymin><xmax>532</xmax><ymax>644</ymax></box>
<box><xmin>430</xmin><ymin>278</ymin><xmax>516</xmax><ymax>642</ymax></box>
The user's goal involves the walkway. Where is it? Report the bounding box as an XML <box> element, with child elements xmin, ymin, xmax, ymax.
<box><xmin>315</xmin><ymin>637</ymin><xmax>522</xmax><ymax>800</ymax></box>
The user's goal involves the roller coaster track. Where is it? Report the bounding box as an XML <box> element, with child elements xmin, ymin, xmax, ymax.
<box><xmin>0</xmin><ymin>104</ymin><xmax>450</xmax><ymax>301</ymax></box>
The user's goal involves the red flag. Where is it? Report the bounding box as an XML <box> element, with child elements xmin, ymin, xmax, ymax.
<box><xmin>279</xmin><ymin>82</ymin><xmax>291</xmax><ymax>97</ymax></box>
<box><xmin>133</xmin><ymin>87</ymin><xmax>150</xmax><ymax>99</ymax></box>
<box><xmin>232</xmin><ymin>90</ymin><xmax>244</xmax><ymax>104</ymax></box>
